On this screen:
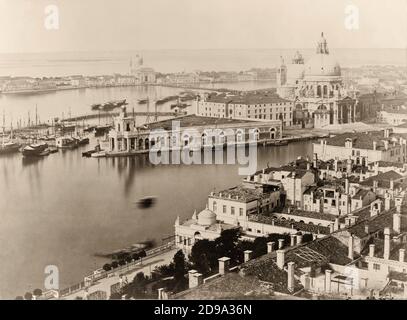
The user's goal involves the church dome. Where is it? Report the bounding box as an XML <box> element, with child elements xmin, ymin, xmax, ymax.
<box><xmin>198</xmin><ymin>206</ymin><xmax>217</xmax><ymax>226</ymax></box>
<box><xmin>305</xmin><ymin>54</ymin><xmax>341</xmax><ymax>77</ymax></box>
<box><xmin>304</xmin><ymin>32</ymin><xmax>341</xmax><ymax>77</ymax></box>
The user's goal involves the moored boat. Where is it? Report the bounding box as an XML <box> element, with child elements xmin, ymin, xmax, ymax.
<box><xmin>0</xmin><ymin>141</ymin><xmax>20</xmax><ymax>154</ymax></box>
<box><xmin>21</xmin><ymin>142</ymin><xmax>49</xmax><ymax>157</ymax></box>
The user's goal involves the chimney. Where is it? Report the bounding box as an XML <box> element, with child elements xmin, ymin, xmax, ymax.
<box><xmin>369</xmin><ymin>244</ymin><xmax>375</xmax><ymax>257</ymax></box>
<box><xmin>276</xmin><ymin>250</ymin><xmax>285</xmax><ymax>269</ymax></box>
<box><xmin>373</xmin><ymin>141</ymin><xmax>377</xmax><ymax>151</ymax></box>
<box><xmin>348</xmin><ymin>235</ymin><xmax>354</xmax><ymax>260</ymax></box>
<box><xmin>278</xmin><ymin>239</ymin><xmax>284</xmax><ymax>249</ymax></box>
<box><xmin>287</xmin><ymin>262</ymin><xmax>295</xmax><ymax>292</ymax></box>
<box><xmin>373</xmin><ymin>180</ymin><xmax>378</xmax><ymax>192</ymax></box>
<box><xmin>296</xmin><ymin>234</ymin><xmax>303</xmax><ymax>245</ymax></box>
<box><xmin>244</xmin><ymin>250</ymin><xmax>253</xmax><ymax>263</ymax></box>
<box><xmin>384</xmin><ymin>140</ymin><xmax>389</xmax><ymax>150</ymax></box>
<box><xmin>365</xmin><ymin>224</ymin><xmax>369</xmax><ymax>235</ymax></box>
<box><xmin>306</xmin><ymin>162</ymin><xmax>310</xmax><ymax>171</ymax></box>
<box><xmin>329</xmin><ymin>223</ymin><xmax>334</xmax><ymax>233</ymax></box>
<box><xmin>290</xmin><ymin>234</ymin><xmax>296</xmax><ymax>247</ymax></box>
<box><xmin>390</xmin><ymin>179</ymin><xmax>394</xmax><ymax>190</ymax></box>
<box><xmin>313</xmin><ymin>153</ymin><xmax>318</xmax><ymax>168</ymax></box>
<box><xmin>267</xmin><ymin>242</ymin><xmax>275</xmax><ymax>253</ymax></box>
<box><xmin>394</xmin><ymin>213</ymin><xmax>401</xmax><ymax>234</ymax></box>
<box><xmin>397</xmin><ymin>202</ymin><xmax>402</xmax><ymax>213</ymax></box>
<box><xmin>218</xmin><ymin>257</ymin><xmax>230</xmax><ymax>275</ymax></box>
<box><xmin>399</xmin><ymin>249</ymin><xmax>405</xmax><ymax>263</ymax></box>
<box><xmin>325</xmin><ymin>269</ymin><xmax>332</xmax><ymax>293</ymax></box>
<box><xmin>384</xmin><ymin>228</ymin><xmax>391</xmax><ymax>260</ymax></box>
<box><xmin>334</xmin><ymin>218</ymin><xmax>339</xmax><ymax>231</ymax></box>
<box><xmin>346</xmin><ymin>158</ymin><xmax>352</xmax><ymax>174</ymax></box>
<box><xmin>385</xmin><ymin>194</ymin><xmax>391</xmax><ymax>211</ymax></box>
<box><xmin>157</xmin><ymin>288</ymin><xmax>165</xmax><ymax>300</ymax></box>
<box><xmin>345</xmin><ymin>178</ymin><xmax>349</xmax><ymax>194</ymax></box>
<box><xmin>188</xmin><ymin>270</ymin><xmax>197</xmax><ymax>288</ymax></box>
<box><xmin>374</xmin><ymin>161</ymin><xmax>379</xmax><ymax>175</ymax></box>
<box><xmin>334</xmin><ymin>159</ymin><xmax>338</xmax><ymax>172</ymax></box>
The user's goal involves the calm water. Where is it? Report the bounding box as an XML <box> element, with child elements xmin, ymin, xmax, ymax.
<box><xmin>0</xmin><ymin>138</ymin><xmax>313</xmax><ymax>299</ymax></box>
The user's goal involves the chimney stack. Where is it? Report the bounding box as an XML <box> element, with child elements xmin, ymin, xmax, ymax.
<box><xmin>384</xmin><ymin>228</ymin><xmax>391</xmax><ymax>260</ymax></box>
<box><xmin>244</xmin><ymin>250</ymin><xmax>253</xmax><ymax>263</ymax></box>
<box><xmin>348</xmin><ymin>235</ymin><xmax>354</xmax><ymax>260</ymax></box>
<box><xmin>267</xmin><ymin>242</ymin><xmax>275</xmax><ymax>253</ymax></box>
<box><xmin>369</xmin><ymin>244</ymin><xmax>375</xmax><ymax>257</ymax></box>
<box><xmin>313</xmin><ymin>153</ymin><xmax>318</xmax><ymax>169</ymax></box>
<box><xmin>393</xmin><ymin>213</ymin><xmax>401</xmax><ymax>234</ymax></box>
<box><xmin>345</xmin><ymin>178</ymin><xmax>349</xmax><ymax>194</ymax></box>
<box><xmin>399</xmin><ymin>249</ymin><xmax>405</xmax><ymax>263</ymax></box>
<box><xmin>373</xmin><ymin>180</ymin><xmax>378</xmax><ymax>192</ymax></box>
<box><xmin>276</xmin><ymin>250</ymin><xmax>285</xmax><ymax>269</ymax></box>
<box><xmin>334</xmin><ymin>218</ymin><xmax>339</xmax><ymax>231</ymax></box>
<box><xmin>296</xmin><ymin>234</ymin><xmax>303</xmax><ymax>245</ymax></box>
<box><xmin>218</xmin><ymin>257</ymin><xmax>230</xmax><ymax>275</ymax></box>
<box><xmin>188</xmin><ymin>270</ymin><xmax>198</xmax><ymax>288</ymax></box>
<box><xmin>390</xmin><ymin>179</ymin><xmax>394</xmax><ymax>190</ymax></box>
<box><xmin>287</xmin><ymin>262</ymin><xmax>295</xmax><ymax>292</ymax></box>
<box><xmin>373</xmin><ymin>141</ymin><xmax>377</xmax><ymax>151</ymax></box>
<box><xmin>290</xmin><ymin>234</ymin><xmax>296</xmax><ymax>247</ymax></box>
<box><xmin>325</xmin><ymin>269</ymin><xmax>332</xmax><ymax>293</ymax></box>
<box><xmin>365</xmin><ymin>224</ymin><xmax>369</xmax><ymax>235</ymax></box>
<box><xmin>278</xmin><ymin>239</ymin><xmax>284</xmax><ymax>249</ymax></box>
<box><xmin>385</xmin><ymin>194</ymin><xmax>391</xmax><ymax>211</ymax></box>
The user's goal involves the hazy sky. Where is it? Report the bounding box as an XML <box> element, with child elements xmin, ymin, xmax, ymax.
<box><xmin>0</xmin><ymin>0</ymin><xmax>406</xmax><ymax>53</ymax></box>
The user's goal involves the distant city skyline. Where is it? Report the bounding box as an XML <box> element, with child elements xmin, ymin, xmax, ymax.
<box><xmin>0</xmin><ymin>0</ymin><xmax>407</xmax><ymax>53</ymax></box>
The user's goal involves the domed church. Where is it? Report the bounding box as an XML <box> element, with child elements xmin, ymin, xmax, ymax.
<box><xmin>276</xmin><ymin>33</ymin><xmax>357</xmax><ymax>128</ymax></box>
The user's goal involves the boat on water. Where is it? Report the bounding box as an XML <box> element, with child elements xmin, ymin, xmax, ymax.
<box><xmin>136</xmin><ymin>196</ymin><xmax>157</xmax><ymax>209</ymax></box>
<box><xmin>91</xmin><ymin>99</ymin><xmax>127</xmax><ymax>111</ymax></box>
<box><xmin>138</xmin><ymin>98</ymin><xmax>148</xmax><ymax>104</ymax></box>
<box><xmin>91</xmin><ymin>150</ymin><xmax>106</xmax><ymax>158</ymax></box>
<box><xmin>21</xmin><ymin>142</ymin><xmax>49</xmax><ymax>157</ymax></box>
<box><xmin>75</xmin><ymin>136</ymin><xmax>90</xmax><ymax>145</ymax></box>
<box><xmin>0</xmin><ymin>141</ymin><xmax>20</xmax><ymax>154</ymax></box>
<box><xmin>55</xmin><ymin>136</ymin><xmax>77</xmax><ymax>149</ymax></box>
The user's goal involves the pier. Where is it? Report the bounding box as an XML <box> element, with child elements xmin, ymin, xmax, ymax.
<box><xmin>61</xmin><ymin>111</ymin><xmax>185</xmax><ymax>123</ymax></box>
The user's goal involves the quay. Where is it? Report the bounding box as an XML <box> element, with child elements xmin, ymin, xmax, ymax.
<box><xmin>61</xmin><ymin>110</ymin><xmax>185</xmax><ymax>123</ymax></box>
<box><xmin>41</xmin><ymin>241</ymin><xmax>177</xmax><ymax>300</ymax></box>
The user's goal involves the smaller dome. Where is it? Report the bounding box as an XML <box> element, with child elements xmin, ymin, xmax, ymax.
<box><xmin>198</xmin><ymin>206</ymin><xmax>217</xmax><ymax>226</ymax></box>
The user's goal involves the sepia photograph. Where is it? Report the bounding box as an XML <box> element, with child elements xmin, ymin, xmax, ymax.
<box><xmin>1</xmin><ymin>0</ymin><xmax>407</xmax><ymax>309</ymax></box>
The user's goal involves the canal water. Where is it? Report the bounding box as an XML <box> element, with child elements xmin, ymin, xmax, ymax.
<box><xmin>0</xmin><ymin>83</ymin><xmax>312</xmax><ymax>299</ymax></box>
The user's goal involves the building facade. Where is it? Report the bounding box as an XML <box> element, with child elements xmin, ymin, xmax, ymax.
<box><xmin>276</xmin><ymin>33</ymin><xmax>357</xmax><ymax>128</ymax></box>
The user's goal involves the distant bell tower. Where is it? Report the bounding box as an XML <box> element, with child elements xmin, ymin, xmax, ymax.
<box><xmin>276</xmin><ymin>56</ymin><xmax>287</xmax><ymax>87</ymax></box>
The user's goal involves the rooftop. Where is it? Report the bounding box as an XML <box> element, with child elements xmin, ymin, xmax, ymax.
<box><xmin>210</xmin><ymin>185</ymin><xmax>271</xmax><ymax>203</ymax></box>
<box><xmin>205</xmin><ymin>92</ymin><xmax>290</xmax><ymax>105</ymax></box>
<box><xmin>143</xmin><ymin>114</ymin><xmax>257</xmax><ymax>131</ymax></box>
<box><xmin>325</xmin><ymin>131</ymin><xmax>398</xmax><ymax>150</ymax></box>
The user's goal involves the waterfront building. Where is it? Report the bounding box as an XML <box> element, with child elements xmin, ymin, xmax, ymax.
<box><xmin>377</xmin><ymin>106</ymin><xmax>407</xmax><ymax>126</ymax></box>
<box><xmin>197</xmin><ymin>91</ymin><xmax>294</xmax><ymax>127</ymax></box>
<box><xmin>68</xmin><ymin>75</ymin><xmax>86</xmax><ymax>88</ymax></box>
<box><xmin>130</xmin><ymin>54</ymin><xmax>156</xmax><ymax>84</ymax></box>
<box><xmin>313</xmin><ymin>129</ymin><xmax>407</xmax><ymax>163</ymax></box>
<box><xmin>107</xmin><ymin>107</ymin><xmax>282</xmax><ymax>155</ymax></box>
<box><xmin>276</xmin><ymin>33</ymin><xmax>357</xmax><ymax>128</ymax></box>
